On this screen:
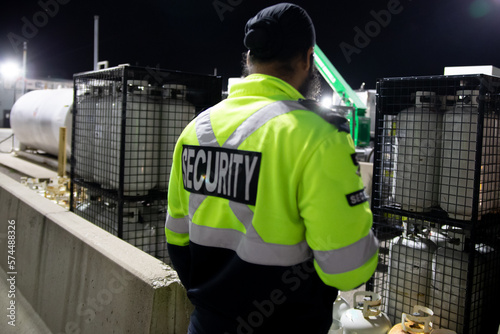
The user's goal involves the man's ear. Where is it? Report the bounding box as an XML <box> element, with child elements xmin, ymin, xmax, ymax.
<box><xmin>246</xmin><ymin>50</ymin><xmax>251</xmax><ymax>67</ymax></box>
<box><xmin>305</xmin><ymin>46</ymin><xmax>314</xmax><ymax>71</ymax></box>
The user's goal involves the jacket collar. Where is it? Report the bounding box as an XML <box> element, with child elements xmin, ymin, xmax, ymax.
<box><xmin>228</xmin><ymin>74</ymin><xmax>304</xmax><ymax>101</ymax></box>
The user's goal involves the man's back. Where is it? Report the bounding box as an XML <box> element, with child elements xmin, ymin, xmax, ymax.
<box><xmin>166</xmin><ymin>4</ymin><xmax>378</xmax><ymax>333</ymax></box>
<box><xmin>166</xmin><ymin>74</ymin><xmax>377</xmax><ymax>333</ymax></box>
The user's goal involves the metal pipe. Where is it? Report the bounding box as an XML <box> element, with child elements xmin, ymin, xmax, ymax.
<box><xmin>58</xmin><ymin>127</ymin><xmax>67</xmax><ymax>177</ymax></box>
<box><xmin>94</xmin><ymin>15</ymin><xmax>99</xmax><ymax>71</ymax></box>
<box><xmin>22</xmin><ymin>41</ymin><xmax>27</xmax><ymax>95</ymax></box>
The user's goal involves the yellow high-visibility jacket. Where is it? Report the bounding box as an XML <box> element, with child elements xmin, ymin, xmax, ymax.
<box><xmin>166</xmin><ymin>73</ymin><xmax>378</xmax><ymax>333</ymax></box>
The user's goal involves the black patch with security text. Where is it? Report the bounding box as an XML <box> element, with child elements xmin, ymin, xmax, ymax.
<box><xmin>182</xmin><ymin>145</ymin><xmax>261</xmax><ymax>205</ymax></box>
<box><xmin>346</xmin><ymin>189</ymin><xmax>369</xmax><ymax>207</ymax></box>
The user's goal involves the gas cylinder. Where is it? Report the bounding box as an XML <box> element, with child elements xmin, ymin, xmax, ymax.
<box><xmin>439</xmin><ymin>89</ymin><xmax>500</xmax><ymax>219</ymax></box>
<box><xmin>430</xmin><ymin>227</ymin><xmax>490</xmax><ymax>333</ymax></box>
<box><xmin>340</xmin><ymin>291</ymin><xmax>392</xmax><ymax>334</ymax></box>
<box><xmin>332</xmin><ymin>295</ymin><xmax>350</xmax><ymax>321</ymax></box>
<box><xmin>73</xmin><ymin>85</ymin><xmax>95</xmax><ymax>182</ymax></box>
<box><xmin>74</xmin><ymin>83</ymin><xmax>112</xmax><ymax>183</ymax></box>
<box><xmin>328</xmin><ymin>319</ymin><xmax>343</xmax><ymax>334</ymax></box>
<box><xmin>388</xmin><ymin>305</ymin><xmax>433</xmax><ymax>334</ymax></box>
<box><xmin>157</xmin><ymin>84</ymin><xmax>196</xmax><ymax>191</ymax></box>
<box><xmin>93</xmin><ymin>81</ymin><xmax>119</xmax><ymax>190</ymax></box>
<box><xmin>385</xmin><ymin>230</ymin><xmax>437</xmax><ymax>322</ymax></box>
<box><xmin>92</xmin><ymin>81</ymin><xmax>195</xmax><ymax>195</ymax></box>
<box><xmin>110</xmin><ymin>80</ymin><xmax>159</xmax><ymax>195</ymax></box>
<box><xmin>395</xmin><ymin>91</ymin><xmax>442</xmax><ymax>212</ymax></box>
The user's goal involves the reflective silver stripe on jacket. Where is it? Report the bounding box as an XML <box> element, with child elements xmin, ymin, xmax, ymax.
<box><xmin>166</xmin><ymin>214</ymin><xmax>189</xmax><ymax>234</ymax></box>
<box><xmin>313</xmin><ymin>230</ymin><xmax>379</xmax><ymax>274</ymax></box>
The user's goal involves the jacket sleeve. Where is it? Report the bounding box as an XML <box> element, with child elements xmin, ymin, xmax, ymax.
<box><xmin>165</xmin><ymin>138</ymin><xmax>192</xmax><ymax>286</ymax></box>
<box><xmin>298</xmin><ymin>129</ymin><xmax>378</xmax><ymax>291</ymax></box>
<box><xmin>165</xmin><ymin>137</ymin><xmax>190</xmax><ymax>247</ymax></box>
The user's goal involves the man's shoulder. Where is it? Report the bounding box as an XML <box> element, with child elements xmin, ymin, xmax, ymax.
<box><xmin>295</xmin><ymin>99</ymin><xmax>350</xmax><ymax>134</ymax></box>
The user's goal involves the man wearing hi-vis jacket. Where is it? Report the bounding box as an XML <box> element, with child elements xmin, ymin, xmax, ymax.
<box><xmin>165</xmin><ymin>3</ymin><xmax>379</xmax><ymax>333</ymax></box>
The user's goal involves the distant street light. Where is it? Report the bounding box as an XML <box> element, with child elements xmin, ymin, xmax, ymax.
<box><xmin>0</xmin><ymin>62</ymin><xmax>21</xmax><ymax>80</ymax></box>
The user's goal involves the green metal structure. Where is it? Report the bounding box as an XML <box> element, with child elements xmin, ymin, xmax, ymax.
<box><xmin>314</xmin><ymin>45</ymin><xmax>370</xmax><ymax>147</ymax></box>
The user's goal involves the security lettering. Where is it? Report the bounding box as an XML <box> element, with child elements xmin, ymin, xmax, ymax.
<box><xmin>346</xmin><ymin>189</ymin><xmax>369</xmax><ymax>207</ymax></box>
<box><xmin>182</xmin><ymin>145</ymin><xmax>261</xmax><ymax>205</ymax></box>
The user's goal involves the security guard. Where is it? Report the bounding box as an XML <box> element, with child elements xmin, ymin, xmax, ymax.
<box><xmin>166</xmin><ymin>3</ymin><xmax>378</xmax><ymax>334</ymax></box>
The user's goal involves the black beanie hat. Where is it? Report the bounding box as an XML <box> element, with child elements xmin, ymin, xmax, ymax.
<box><xmin>244</xmin><ymin>3</ymin><xmax>316</xmax><ymax>60</ymax></box>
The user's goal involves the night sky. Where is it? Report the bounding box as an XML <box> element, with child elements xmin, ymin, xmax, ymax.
<box><xmin>1</xmin><ymin>0</ymin><xmax>500</xmax><ymax>93</ymax></box>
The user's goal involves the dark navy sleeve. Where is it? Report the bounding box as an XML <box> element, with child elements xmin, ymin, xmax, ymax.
<box><xmin>167</xmin><ymin>243</ymin><xmax>192</xmax><ymax>290</ymax></box>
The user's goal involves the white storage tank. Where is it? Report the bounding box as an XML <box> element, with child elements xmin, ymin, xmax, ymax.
<box><xmin>10</xmin><ymin>89</ymin><xmax>73</xmax><ymax>156</ymax></box>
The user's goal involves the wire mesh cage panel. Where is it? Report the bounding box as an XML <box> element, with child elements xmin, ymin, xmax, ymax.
<box><xmin>371</xmin><ymin>217</ymin><xmax>499</xmax><ymax>334</ymax></box>
<box><xmin>371</xmin><ymin>74</ymin><xmax>500</xmax><ymax>334</ymax></box>
<box><xmin>373</xmin><ymin>74</ymin><xmax>500</xmax><ymax>220</ymax></box>
<box><xmin>72</xmin><ymin>183</ymin><xmax>169</xmax><ymax>262</ymax></box>
<box><xmin>70</xmin><ymin>65</ymin><xmax>222</xmax><ymax>264</ymax></box>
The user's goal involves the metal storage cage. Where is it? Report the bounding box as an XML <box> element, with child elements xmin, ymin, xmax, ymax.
<box><xmin>69</xmin><ymin>65</ymin><xmax>222</xmax><ymax>264</ymax></box>
<box><xmin>369</xmin><ymin>74</ymin><xmax>500</xmax><ymax>333</ymax></box>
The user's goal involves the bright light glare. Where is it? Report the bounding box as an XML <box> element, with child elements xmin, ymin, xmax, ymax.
<box><xmin>0</xmin><ymin>62</ymin><xmax>21</xmax><ymax>80</ymax></box>
<box><xmin>321</xmin><ymin>96</ymin><xmax>333</xmax><ymax>108</ymax></box>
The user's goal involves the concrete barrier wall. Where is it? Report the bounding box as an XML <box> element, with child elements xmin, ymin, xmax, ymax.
<box><xmin>0</xmin><ymin>173</ymin><xmax>192</xmax><ymax>333</ymax></box>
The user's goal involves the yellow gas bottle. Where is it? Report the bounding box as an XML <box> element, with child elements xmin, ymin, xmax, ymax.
<box><xmin>340</xmin><ymin>291</ymin><xmax>392</xmax><ymax>334</ymax></box>
<box><xmin>390</xmin><ymin>324</ymin><xmax>456</xmax><ymax>334</ymax></box>
<box><xmin>388</xmin><ymin>305</ymin><xmax>456</xmax><ymax>334</ymax></box>
<box><xmin>389</xmin><ymin>305</ymin><xmax>432</xmax><ymax>333</ymax></box>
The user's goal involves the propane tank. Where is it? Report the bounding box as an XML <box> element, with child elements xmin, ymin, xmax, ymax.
<box><xmin>92</xmin><ymin>81</ymin><xmax>195</xmax><ymax>196</ymax></box>
<box><xmin>10</xmin><ymin>88</ymin><xmax>73</xmax><ymax>156</ymax></box>
<box><xmin>109</xmin><ymin>80</ymin><xmax>158</xmax><ymax>195</ymax></box>
<box><xmin>93</xmin><ymin>80</ymin><xmax>158</xmax><ymax>195</ymax></box>
<box><xmin>385</xmin><ymin>229</ymin><xmax>437</xmax><ymax>322</ymax></box>
<box><xmin>388</xmin><ymin>305</ymin><xmax>434</xmax><ymax>334</ymax></box>
<box><xmin>157</xmin><ymin>84</ymin><xmax>196</xmax><ymax>191</ymax></box>
<box><xmin>439</xmin><ymin>89</ymin><xmax>500</xmax><ymax>219</ymax></box>
<box><xmin>430</xmin><ymin>227</ymin><xmax>490</xmax><ymax>333</ymax></box>
<box><xmin>328</xmin><ymin>319</ymin><xmax>343</xmax><ymax>334</ymax></box>
<box><xmin>332</xmin><ymin>295</ymin><xmax>350</xmax><ymax>321</ymax></box>
<box><xmin>73</xmin><ymin>84</ymin><xmax>111</xmax><ymax>182</ymax></box>
<box><xmin>395</xmin><ymin>91</ymin><xmax>442</xmax><ymax>212</ymax></box>
<box><xmin>340</xmin><ymin>291</ymin><xmax>392</xmax><ymax>334</ymax></box>
<box><xmin>93</xmin><ymin>82</ymin><xmax>118</xmax><ymax>189</ymax></box>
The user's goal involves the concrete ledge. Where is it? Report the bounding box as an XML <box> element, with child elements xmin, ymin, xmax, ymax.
<box><xmin>0</xmin><ymin>152</ymin><xmax>58</xmax><ymax>179</ymax></box>
<box><xmin>0</xmin><ymin>173</ymin><xmax>192</xmax><ymax>333</ymax></box>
